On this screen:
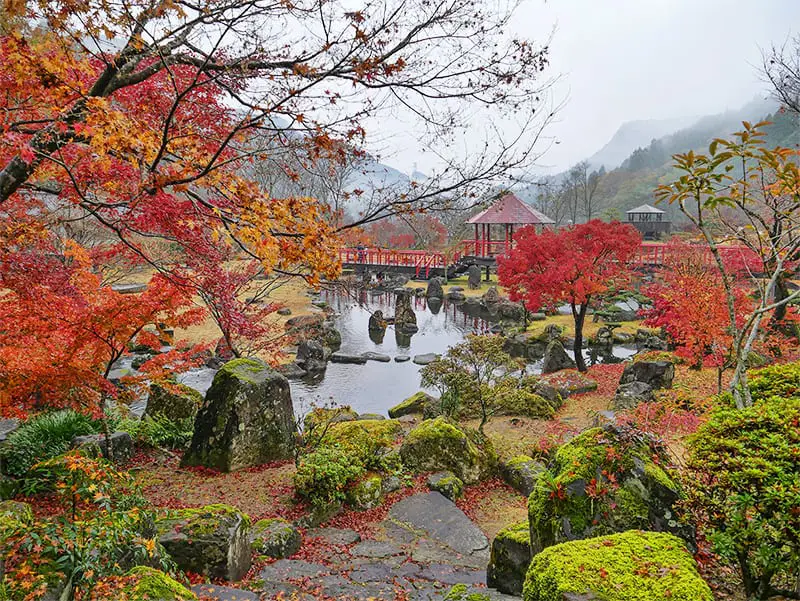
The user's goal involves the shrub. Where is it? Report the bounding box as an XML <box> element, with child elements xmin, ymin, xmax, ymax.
<box><xmin>116</xmin><ymin>414</ymin><xmax>194</xmax><ymax>450</ymax></box>
<box><xmin>686</xmin><ymin>397</ymin><xmax>800</xmax><ymax>600</ymax></box>
<box><xmin>293</xmin><ymin>446</ymin><xmax>366</xmax><ymax>508</ymax></box>
<box><xmin>748</xmin><ymin>361</ymin><xmax>800</xmax><ymax>400</ymax></box>
<box><xmin>0</xmin><ymin>410</ymin><xmax>101</xmax><ymax>477</ymax></box>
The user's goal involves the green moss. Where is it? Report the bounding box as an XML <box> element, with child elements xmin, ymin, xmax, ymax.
<box><xmin>749</xmin><ymin>361</ymin><xmax>800</xmax><ymax>400</ymax></box>
<box><xmin>123</xmin><ymin>567</ymin><xmax>196</xmax><ymax>601</ymax></box>
<box><xmin>251</xmin><ymin>518</ymin><xmax>300</xmax><ymax>558</ymax></box>
<box><xmin>444</xmin><ymin>584</ymin><xmax>490</xmax><ymax>601</ymax></box>
<box><xmin>159</xmin><ymin>504</ymin><xmax>250</xmax><ymax>537</ymax></box>
<box><xmin>346</xmin><ymin>475</ymin><xmax>383</xmax><ymax>509</ymax></box>
<box><xmin>497</xmin><ymin>520</ymin><xmax>530</xmax><ymax>546</ymax></box>
<box><xmin>523</xmin><ymin>531</ymin><xmax>712</xmax><ymax>601</ymax></box>
<box><xmin>304</xmin><ymin>406</ymin><xmax>358</xmax><ymax>431</ymax></box>
<box><xmin>217</xmin><ymin>357</ymin><xmax>267</xmax><ymax>384</ymax></box>
<box><xmin>506</xmin><ymin>455</ymin><xmax>535</xmax><ymax>469</ymax></box>
<box><xmin>388</xmin><ymin>391</ymin><xmax>432</xmax><ymax>418</ymax></box>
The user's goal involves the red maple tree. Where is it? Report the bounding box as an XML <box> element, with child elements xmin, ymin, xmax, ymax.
<box><xmin>498</xmin><ymin>220</ymin><xmax>641</xmax><ymax>372</ymax></box>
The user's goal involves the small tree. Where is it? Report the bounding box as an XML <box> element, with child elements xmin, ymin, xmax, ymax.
<box><xmin>498</xmin><ymin>220</ymin><xmax>641</xmax><ymax>372</ymax></box>
<box><xmin>420</xmin><ymin>334</ymin><xmax>520</xmax><ymax>432</ymax></box>
<box><xmin>655</xmin><ymin>123</ymin><xmax>800</xmax><ymax>407</ymax></box>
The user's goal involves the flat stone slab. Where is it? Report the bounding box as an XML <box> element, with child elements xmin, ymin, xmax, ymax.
<box><xmin>412</xmin><ymin>353</ymin><xmax>440</xmax><ymax>365</ymax></box>
<box><xmin>330</xmin><ymin>352</ymin><xmax>367</xmax><ymax>364</ymax></box>
<box><xmin>258</xmin><ymin>559</ymin><xmax>330</xmax><ymax>582</ymax></box>
<box><xmin>361</xmin><ymin>351</ymin><xmax>391</xmax><ymax>363</ymax></box>
<box><xmin>350</xmin><ymin>540</ymin><xmax>403</xmax><ymax>558</ymax></box>
<box><xmin>395</xmin><ymin>355</ymin><xmax>411</xmax><ymax>362</ymax></box>
<box><xmin>191</xmin><ymin>584</ymin><xmax>259</xmax><ymax>601</ymax></box>
<box><xmin>388</xmin><ymin>493</ymin><xmax>489</xmax><ymax>557</ymax></box>
<box><xmin>111</xmin><ymin>283</ymin><xmax>147</xmax><ymax>294</ymax></box>
<box><xmin>307</xmin><ymin>527</ymin><xmax>361</xmax><ymax>546</ymax></box>
<box><xmin>418</xmin><ymin>564</ymin><xmax>486</xmax><ymax>586</ymax></box>
<box><xmin>0</xmin><ymin>418</ymin><xmax>19</xmax><ymax>443</ymax></box>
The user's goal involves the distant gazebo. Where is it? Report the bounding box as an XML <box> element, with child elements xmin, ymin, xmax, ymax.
<box><xmin>466</xmin><ymin>193</ymin><xmax>555</xmax><ymax>257</ymax></box>
<box><xmin>626</xmin><ymin>204</ymin><xmax>671</xmax><ymax>239</ymax></box>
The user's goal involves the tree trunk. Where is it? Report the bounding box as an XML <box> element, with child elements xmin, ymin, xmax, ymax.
<box><xmin>572</xmin><ymin>302</ymin><xmax>588</xmax><ymax>372</ymax></box>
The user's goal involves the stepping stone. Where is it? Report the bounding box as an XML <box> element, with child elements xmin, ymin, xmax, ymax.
<box><xmin>361</xmin><ymin>351</ymin><xmax>391</xmax><ymax>363</ymax></box>
<box><xmin>418</xmin><ymin>564</ymin><xmax>486</xmax><ymax>586</ymax></box>
<box><xmin>348</xmin><ymin>561</ymin><xmax>394</xmax><ymax>583</ymax></box>
<box><xmin>395</xmin><ymin>355</ymin><xmax>411</xmax><ymax>362</ymax></box>
<box><xmin>351</xmin><ymin>540</ymin><xmax>403</xmax><ymax>558</ymax></box>
<box><xmin>412</xmin><ymin>353</ymin><xmax>439</xmax><ymax>365</ymax></box>
<box><xmin>330</xmin><ymin>352</ymin><xmax>367</xmax><ymax>364</ymax></box>
<box><xmin>308</xmin><ymin>527</ymin><xmax>361</xmax><ymax>546</ymax></box>
<box><xmin>389</xmin><ymin>493</ymin><xmax>489</xmax><ymax>557</ymax></box>
<box><xmin>191</xmin><ymin>584</ymin><xmax>259</xmax><ymax>601</ymax></box>
<box><xmin>258</xmin><ymin>559</ymin><xmax>329</xmax><ymax>582</ymax></box>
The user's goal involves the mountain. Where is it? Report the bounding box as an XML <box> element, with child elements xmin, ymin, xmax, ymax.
<box><xmin>587</xmin><ymin>116</ymin><xmax>699</xmax><ymax>170</ymax></box>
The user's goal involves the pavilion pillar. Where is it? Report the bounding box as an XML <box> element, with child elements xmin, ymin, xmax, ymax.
<box><xmin>474</xmin><ymin>223</ymin><xmax>479</xmax><ymax>256</ymax></box>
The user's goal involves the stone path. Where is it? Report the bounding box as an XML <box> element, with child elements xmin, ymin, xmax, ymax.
<box><xmin>199</xmin><ymin>492</ymin><xmax>517</xmax><ymax>601</ymax></box>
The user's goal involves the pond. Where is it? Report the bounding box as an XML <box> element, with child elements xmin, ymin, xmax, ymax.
<box><xmin>124</xmin><ymin>288</ymin><xmax>637</xmax><ymax>417</ymax></box>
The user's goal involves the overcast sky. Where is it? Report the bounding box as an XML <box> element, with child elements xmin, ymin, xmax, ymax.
<box><xmin>384</xmin><ymin>0</ymin><xmax>800</xmax><ymax>176</ymax></box>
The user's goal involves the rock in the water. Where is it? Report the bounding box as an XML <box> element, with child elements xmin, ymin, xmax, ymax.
<box><xmin>427</xmin><ymin>471</ymin><xmax>464</xmax><ymax>501</ymax></box>
<box><xmin>499</xmin><ymin>456</ymin><xmax>546</xmax><ymax>496</ymax></box>
<box><xmin>368</xmin><ymin>309</ymin><xmax>387</xmax><ymax>332</ymax></box>
<box><xmin>541</xmin><ymin>340</ymin><xmax>576</xmax><ymax>374</ymax></box>
<box><xmin>157</xmin><ymin>504</ymin><xmax>251</xmax><ymax>581</ymax></box>
<box><xmin>468</xmin><ymin>265</ymin><xmax>482</xmax><ymax>290</ymax></box>
<box><xmin>296</xmin><ymin>339</ymin><xmax>327</xmax><ymax>372</ymax></box>
<box><xmin>488</xmin><ymin>521</ymin><xmax>532</xmax><ymax>596</ymax></box>
<box><xmin>347</xmin><ymin>476</ymin><xmax>383</xmax><ymax>510</ymax></box>
<box><xmin>394</xmin><ymin>292</ymin><xmax>417</xmax><ymax>330</ymax></box>
<box><xmin>145</xmin><ymin>381</ymin><xmax>203</xmax><ymax>421</ymax></box>
<box><xmin>181</xmin><ymin>358</ymin><xmax>296</xmax><ymax>472</ymax></box>
<box><xmin>620</xmin><ymin>360</ymin><xmax>675</xmax><ymax>389</ymax></box>
<box><xmin>394</xmin><ymin>355</ymin><xmax>411</xmax><ymax>363</ymax></box>
<box><xmin>361</xmin><ymin>351</ymin><xmax>391</xmax><ymax>363</ymax></box>
<box><xmin>388</xmin><ymin>391</ymin><xmax>436</xmax><ymax>418</ymax></box>
<box><xmin>482</xmin><ymin>286</ymin><xmax>500</xmax><ymax>304</ymax></box>
<box><xmin>278</xmin><ymin>362</ymin><xmax>307</xmax><ymax>379</ymax></box>
<box><xmin>329</xmin><ymin>351</ymin><xmax>368</xmax><ymax>364</ymax></box>
<box><xmin>250</xmin><ymin>518</ymin><xmax>301</xmax><ymax>559</ymax></box>
<box><xmin>523</xmin><ymin>531</ymin><xmax>712</xmax><ymax>601</ymax></box>
<box><xmin>528</xmin><ymin>424</ymin><xmax>693</xmax><ymax>555</ymax></box>
<box><xmin>400</xmin><ymin>417</ymin><xmax>495</xmax><ymax>484</ymax></box>
<box><xmin>72</xmin><ymin>432</ymin><xmax>133</xmax><ymax>464</ymax></box>
<box><xmin>426</xmin><ymin>277</ymin><xmax>444</xmax><ymax>299</ymax></box>
<box><xmin>447</xmin><ymin>290</ymin><xmax>466</xmax><ymax>302</ymax></box>
<box><xmin>495</xmin><ymin>300</ymin><xmax>526</xmax><ymax>321</ymax></box>
<box><xmin>412</xmin><ymin>353</ymin><xmax>439</xmax><ymax>365</ymax></box>
<box><xmin>388</xmin><ymin>492</ymin><xmax>489</xmax><ymax>556</ymax></box>
<box><xmin>612</xmin><ymin>381</ymin><xmax>655</xmax><ymax>410</ymax></box>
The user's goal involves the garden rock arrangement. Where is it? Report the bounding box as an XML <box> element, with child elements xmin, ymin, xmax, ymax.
<box><xmin>541</xmin><ymin>340</ymin><xmax>576</xmax><ymax>374</ymax></box>
<box><xmin>394</xmin><ymin>291</ymin><xmax>418</xmax><ymax>332</ymax></box>
<box><xmin>250</xmin><ymin>518</ymin><xmax>301</xmax><ymax>559</ymax></box>
<box><xmin>499</xmin><ymin>456</ymin><xmax>545</xmax><ymax>497</ymax></box>
<box><xmin>619</xmin><ymin>359</ymin><xmax>675</xmax><ymax>389</ymax></box>
<box><xmin>145</xmin><ymin>381</ymin><xmax>203</xmax><ymax>421</ymax></box>
<box><xmin>72</xmin><ymin>431</ymin><xmax>133</xmax><ymax>464</ymax></box>
<box><xmin>389</xmin><ymin>391</ymin><xmax>436</xmax><ymax>418</ymax></box>
<box><xmin>181</xmin><ymin>358</ymin><xmax>296</xmax><ymax>472</ymax></box>
<box><xmin>487</xmin><ymin>521</ymin><xmax>531</xmax><ymax>596</ymax></box>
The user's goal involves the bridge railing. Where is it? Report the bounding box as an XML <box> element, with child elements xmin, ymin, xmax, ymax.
<box><xmin>339</xmin><ymin>248</ymin><xmax>457</xmax><ymax>278</ymax></box>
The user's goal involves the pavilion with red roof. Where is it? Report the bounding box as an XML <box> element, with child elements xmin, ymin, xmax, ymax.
<box><xmin>465</xmin><ymin>192</ymin><xmax>555</xmax><ymax>258</ymax></box>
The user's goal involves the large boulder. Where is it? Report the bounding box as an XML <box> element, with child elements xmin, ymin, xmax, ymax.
<box><xmin>541</xmin><ymin>340</ymin><xmax>576</xmax><ymax>374</ymax></box>
<box><xmin>528</xmin><ymin>425</ymin><xmax>692</xmax><ymax>555</ymax></box>
<box><xmin>399</xmin><ymin>417</ymin><xmax>495</xmax><ymax>484</ymax></box>
<box><xmin>482</xmin><ymin>286</ymin><xmax>500</xmax><ymax>305</ymax></box>
<box><xmin>156</xmin><ymin>504</ymin><xmax>251</xmax><ymax>581</ymax></box>
<box><xmin>467</xmin><ymin>265</ymin><xmax>482</xmax><ymax>290</ymax></box>
<box><xmin>181</xmin><ymin>358</ymin><xmax>296</xmax><ymax>472</ymax></box>
<box><xmin>487</xmin><ymin>521</ymin><xmax>532</xmax><ymax>596</ymax></box>
<box><xmin>388</xmin><ymin>391</ymin><xmax>435</xmax><ymax>418</ymax></box>
<box><xmin>612</xmin><ymin>381</ymin><xmax>655</xmax><ymax>410</ymax></box>
<box><xmin>295</xmin><ymin>339</ymin><xmax>327</xmax><ymax>373</ymax></box>
<box><xmin>426</xmin><ymin>277</ymin><xmax>444</xmax><ymax>299</ymax></box>
<box><xmin>394</xmin><ymin>293</ymin><xmax>417</xmax><ymax>330</ymax></box>
<box><xmin>250</xmin><ymin>518</ymin><xmax>301</xmax><ymax>559</ymax></box>
<box><xmin>522</xmin><ymin>531</ymin><xmax>712</xmax><ymax>601</ymax></box>
<box><xmin>619</xmin><ymin>360</ymin><xmax>674</xmax><ymax>389</ymax></box>
<box><xmin>91</xmin><ymin>567</ymin><xmax>196</xmax><ymax>601</ymax></box>
<box><xmin>534</xmin><ymin>372</ymin><xmax>597</xmax><ymax>404</ymax></box>
<box><xmin>499</xmin><ymin>456</ymin><xmax>546</xmax><ymax>497</ymax></box>
<box><xmin>346</xmin><ymin>476</ymin><xmax>383</xmax><ymax>510</ymax></box>
<box><xmin>495</xmin><ymin>300</ymin><xmax>526</xmax><ymax>321</ymax></box>
<box><xmin>145</xmin><ymin>381</ymin><xmax>203</xmax><ymax>421</ymax></box>
<box><xmin>426</xmin><ymin>471</ymin><xmax>464</xmax><ymax>501</ymax></box>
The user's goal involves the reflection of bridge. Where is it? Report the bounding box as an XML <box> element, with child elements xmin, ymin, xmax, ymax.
<box><xmin>339</xmin><ymin>242</ymin><xmax>761</xmax><ymax>280</ymax></box>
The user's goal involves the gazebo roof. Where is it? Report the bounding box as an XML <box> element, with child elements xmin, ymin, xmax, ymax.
<box><xmin>626</xmin><ymin>204</ymin><xmax>665</xmax><ymax>214</ymax></box>
<box><xmin>467</xmin><ymin>193</ymin><xmax>555</xmax><ymax>225</ymax></box>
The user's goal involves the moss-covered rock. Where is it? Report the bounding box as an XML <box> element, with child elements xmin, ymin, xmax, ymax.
<box><xmin>156</xmin><ymin>504</ymin><xmax>251</xmax><ymax>581</ymax></box>
<box><xmin>488</xmin><ymin>521</ymin><xmax>532</xmax><ymax>596</ymax></box>
<box><xmin>495</xmin><ymin>386</ymin><xmax>556</xmax><ymax>419</ymax></box>
<box><xmin>528</xmin><ymin>425</ymin><xmax>692</xmax><ymax>555</ymax></box>
<box><xmin>145</xmin><ymin>381</ymin><xmax>203</xmax><ymax>422</ymax></box>
<box><xmin>535</xmin><ymin>372</ymin><xmax>597</xmax><ymax>403</ymax></box>
<box><xmin>303</xmin><ymin>406</ymin><xmax>358</xmax><ymax>432</ymax></box>
<box><xmin>181</xmin><ymin>358</ymin><xmax>296</xmax><ymax>471</ymax></box>
<box><xmin>90</xmin><ymin>567</ymin><xmax>196</xmax><ymax>601</ymax></box>
<box><xmin>500</xmin><ymin>455</ymin><xmax>546</xmax><ymax>496</ymax></box>
<box><xmin>522</xmin><ymin>531</ymin><xmax>712</xmax><ymax>601</ymax></box>
<box><xmin>346</xmin><ymin>475</ymin><xmax>383</xmax><ymax>510</ymax></box>
<box><xmin>250</xmin><ymin>518</ymin><xmax>301</xmax><ymax>559</ymax></box>
<box><xmin>444</xmin><ymin>583</ymin><xmax>490</xmax><ymax>601</ymax></box>
<box><xmin>619</xmin><ymin>360</ymin><xmax>674</xmax><ymax>390</ymax></box>
<box><xmin>389</xmin><ymin>391</ymin><xmax>436</xmax><ymax>418</ymax></box>
<box><xmin>322</xmin><ymin>419</ymin><xmax>402</xmax><ymax>461</ymax></box>
<box><xmin>0</xmin><ymin>499</ymin><xmax>33</xmax><ymax>542</ymax></box>
<box><xmin>427</xmin><ymin>471</ymin><xmax>464</xmax><ymax>501</ymax></box>
<box><xmin>400</xmin><ymin>417</ymin><xmax>495</xmax><ymax>484</ymax></box>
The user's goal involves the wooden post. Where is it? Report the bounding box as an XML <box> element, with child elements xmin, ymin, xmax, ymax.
<box><xmin>474</xmin><ymin>223</ymin><xmax>479</xmax><ymax>256</ymax></box>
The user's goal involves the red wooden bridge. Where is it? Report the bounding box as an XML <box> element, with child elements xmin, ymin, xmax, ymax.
<box><xmin>339</xmin><ymin>241</ymin><xmax>762</xmax><ymax>279</ymax></box>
